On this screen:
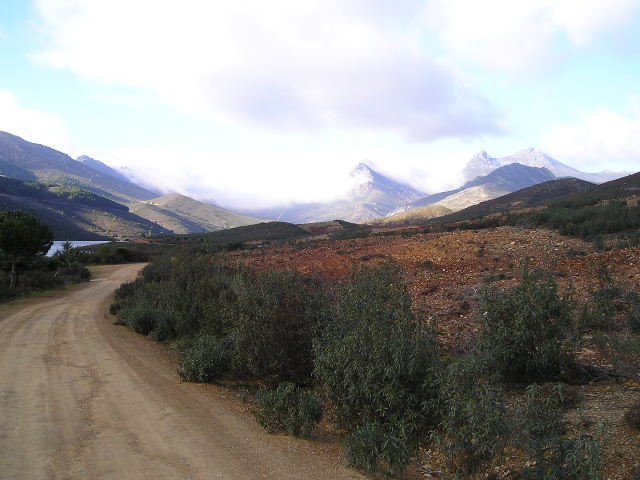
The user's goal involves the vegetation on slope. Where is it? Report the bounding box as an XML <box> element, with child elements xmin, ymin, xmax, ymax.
<box><xmin>112</xmin><ymin>241</ymin><xmax>640</xmax><ymax>478</ymax></box>
<box><xmin>0</xmin><ymin>130</ymin><xmax>157</xmax><ymax>204</ymax></box>
<box><xmin>130</xmin><ymin>193</ymin><xmax>263</xmax><ymax>234</ymax></box>
<box><xmin>0</xmin><ymin>176</ymin><xmax>171</xmax><ymax>239</ymax></box>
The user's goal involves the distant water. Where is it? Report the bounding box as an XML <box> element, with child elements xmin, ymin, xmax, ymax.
<box><xmin>47</xmin><ymin>240</ymin><xmax>110</xmax><ymax>256</ymax></box>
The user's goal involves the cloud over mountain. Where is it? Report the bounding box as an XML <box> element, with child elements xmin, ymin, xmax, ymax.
<box><xmin>32</xmin><ymin>0</ymin><xmax>501</xmax><ymax>141</ymax></box>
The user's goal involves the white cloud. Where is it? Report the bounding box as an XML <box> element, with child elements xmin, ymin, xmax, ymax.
<box><xmin>425</xmin><ymin>0</ymin><xmax>640</xmax><ymax>72</ymax></box>
<box><xmin>31</xmin><ymin>0</ymin><xmax>500</xmax><ymax>141</ymax></box>
<box><xmin>104</xmin><ymin>143</ymin><xmax>380</xmax><ymax>209</ymax></box>
<box><xmin>542</xmin><ymin>106</ymin><xmax>640</xmax><ymax>172</ymax></box>
<box><xmin>0</xmin><ymin>89</ymin><xmax>72</xmax><ymax>153</ymax></box>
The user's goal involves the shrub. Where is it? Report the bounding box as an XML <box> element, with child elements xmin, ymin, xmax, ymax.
<box><xmin>624</xmin><ymin>400</ymin><xmax>640</xmax><ymax>430</ymax></box>
<box><xmin>516</xmin><ymin>384</ymin><xmax>602</xmax><ymax>480</ymax></box>
<box><xmin>315</xmin><ymin>262</ymin><xmax>440</xmax><ymax>429</ymax></box>
<box><xmin>148</xmin><ymin>313</ymin><xmax>176</xmax><ymax>342</ymax></box>
<box><xmin>314</xmin><ymin>262</ymin><xmax>440</xmax><ymax>476</ymax></box>
<box><xmin>178</xmin><ymin>335</ymin><xmax>229</xmax><ymax>383</ymax></box>
<box><xmin>562</xmin><ymin>435</ymin><xmax>603</xmax><ymax>480</ymax></box>
<box><xmin>121</xmin><ymin>303</ymin><xmax>157</xmax><ymax>335</ymax></box>
<box><xmin>231</xmin><ymin>270</ymin><xmax>329</xmax><ymax>384</ymax></box>
<box><xmin>344</xmin><ymin>419</ymin><xmax>413</xmax><ymax>478</ymax></box>
<box><xmin>479</xmin><ymin>266</ymin><xmax>574</xmax><ymax>383</ymax></box>
<box><xmin>437</xmin><ymin>356</ymin><xmax>508</xmax><ymax>475</ymax></box>
<box><xmin>627</xmin><ymin>293</ymin><xmax>640</xmax><ymax>334</ymax></box>
<box><xmin>581</xmin><ymin>265</ymin><xmax>622</xmax><ymax>331</ymax></box>
<box><xmin>255</xmin><ymin>382</ymin><xmax>323</xmax><ymax>437</ymax></box>
<box><xmin>516</xmin><ymin>384</ymin><xmax>566</xmax><ymax>477</ymax></box>
<box><xmin>591</xmin><ymin>332</ymin><xmax>640</xmax><ymax>379</ymax></box>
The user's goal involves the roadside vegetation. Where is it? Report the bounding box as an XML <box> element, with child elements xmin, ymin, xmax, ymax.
<box><xmin>112</xmin><ymin>243</ymin><xmax>640</xmax><ymax>479</ymax></box>
<box><xmin>0</xmin><ymin>212</ymin><xmax>91</xmax><ymax>301</ymax></box>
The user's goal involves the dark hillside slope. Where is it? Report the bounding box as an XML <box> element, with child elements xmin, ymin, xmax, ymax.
<box><xmin>0</xmin><ymin>131</ymin><xmax>158</xmax><ymax>204</ymax></box>
<box><xmin>169</xmin><ymin>221</ymin><xmax>311</xmax><ymax>247</ymax></box>
<box><xmin>432</xmin><ymin>178</ymin><xmax>596</xmax><ymax>224</ymax></box>
<box><xmin>0</xmin><ymin>177</ymin><xmax>171</xmax><ymax>239</ymax></box>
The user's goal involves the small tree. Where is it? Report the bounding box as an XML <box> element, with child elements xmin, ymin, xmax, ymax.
<box><xmin>0</xmin><ymin>212</ymin><xmax>53</xmax><ymax>290</ymax></box>
<box><xmin>54</xmin><ymin>240</ymin><xmax>76</xmax><ymax>269</ymax></box>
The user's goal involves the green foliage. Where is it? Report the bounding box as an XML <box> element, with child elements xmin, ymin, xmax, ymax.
<box><xmin>446</xmin><ymin>200</ymin><xmax>640</xmax><ymax>242</ymax></box>
<box><xmin>314</xmin><ymin>262</ymin><xmax>440</xmax><ymax>475</ymax></box>
<box><xmin>624</xmin><ymin>400</ymin><xmax>640</xmax><ymax>431</ymax></box>
<box><xmin>516</xmin><ymin>384</ymin><xmax>602</xmax><ymax>480</ymax></box>
<box><xmin>0</xmin><ymin>211</ymin><xmax>54</xmax><ymax>290</ymax></box>
<box><xmin>121</xmin><ymin>303</ymin><xmax>157</xmax><ymax>335</ymax></box>
<box><xmin>591</xmin><ymin>332</ymin><xmax>640</xmax><ymax>379</ymax></box>
<box><xmin>231</xmin><ymin>270</ymin><xmax>328</xmax><ymax>384</ymax></box>
<box><xmin>177</xmin><ymin>335</ymin><xmax>229</xmax><ymax>383</ymax></box>
<box><xmin>479</xmin><ymin>266</ymin><xmax>574</xmax><ymax>382</ymax></box>
<box><xmin>115</xmin><ymin>255</ymin><xmax>327</xmax><ymax>384</ymax></box>
<box><xmin>581</xmin><ymin>265</ymin><xmax>622</xmax><ymax>331</ymax></box>
<box><xmin>562</xmin><ymin>435</ymin><xmax>603</xmax><ymax>480</ymax></box>
<box><xmin>255</xmin><ymin>382</ymin><xmax>323</xmax><ymax>437</ymax></box>
<box><xmin>344</xmin><ymin>419</ymin><xmax>413</xmax><ymax>478</ymax></box>
<box><xmin>627</xmin><ymin>293</ymin><xmax>640</xmax><ymax>334</ymax></box>
<box><xmin>314</xmin><ymin>262</ymin><xmax>440</xmax><ymax>429</ymax></box>
<box><xmin>436</xmin><ymin>356</ymin><xmax>508</xmax><ymax>475</ymax></box>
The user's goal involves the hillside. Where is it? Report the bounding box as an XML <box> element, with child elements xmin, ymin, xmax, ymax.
<box><xmin>551</xmin><ymin>171</ymin><xmax>640</xmax><ymax>207</ymax></box>
<box><xmin>131</xmin><ymin>193</ymin><xmax>263</xmax><ymax>234</ymax></box>
<box><xmin>0</xmin><ymin>131</ymin><xmax>158</xmax><ymax>204</ymax></box>
<box><xmin>372</xmin><ymin>204</ymin><xmax>452</xmax><ymax>226</ymax></box>
<box><xmin>389</xmin><ymin>164</ymin><xmax>556</xmax><ymax>222</ymax></box>
<box><xmin>168</xmin><ymin>221</ymin><xmax>311</xmax><ymax>247</ymax></box>
<box><xmin>427</xmin><ymin>172</ymin><xmax>640</xmax><ymax>240</ymax></box>
<box><xmin>0</xmin><ymin>176</ymin><xmax>172</xmax><ymax>240</ymax></box>
<box><xmin>432</xmin><ymin>177</ymin><xmax>597</xmax><ymax>224</ymax></box>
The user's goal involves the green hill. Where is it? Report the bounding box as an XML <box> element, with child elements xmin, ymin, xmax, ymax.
<box><xmin>0</xmin><ymin>131</ymin><xmax>158</xmax><ymax>204</ymax></box>
<box><xmin>0</xmin><ymin>176</ymin><xmax>171</xmax><ymax>240</ymax></box>
<box><xmin>130</xmin><ymin>193</ymin><xmax>263</xmax><ymax>234</ymax></box>
<box><xmin>432</xmin><ymin>178</ymin><xmax>597</xmax><ymax>224</ymax></box>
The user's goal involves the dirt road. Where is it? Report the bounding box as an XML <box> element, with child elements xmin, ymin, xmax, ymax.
<box><xmin>0</xmin><ymin>264</ymin><xmax>362</xmax><ymax>480</ymax></box>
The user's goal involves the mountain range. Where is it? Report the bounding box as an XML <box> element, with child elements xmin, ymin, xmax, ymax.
<box><xmin>130</xmin><ymin>193</ymin><xmax>263</xmax><ymax>234</ymax></box>
<box><xmin>0</xmin><ymin>130</ymin><xmax>632</xmax><ymax>236</ymax></box>
<box><xmin>462</xmin><ymin>148</ymin><xmax>624</xmax><ymax>184</ymax></box>
<box><xmin>0</xmin><ymin>131</ymin><xmax>264</xmax><ymax>237</ymax></box>
<box><xmin>242</xmin><ymin>162</ymin><xmax>424</xmax><ymax>223</ymax></box>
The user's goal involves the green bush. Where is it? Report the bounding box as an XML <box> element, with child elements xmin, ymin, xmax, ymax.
<box><xmin>516</xmin><ymin>384</ymin><xmax>566</xmax><ymax>478</ymax></box>
<box><xmin>231</xmin><ymin>270</ymin><xmax>328</xmax><ymax>384</ymax></box>
<box><xmin>479</xmin><ymin>266</ymin><xmax>574</xmax><ymax>382</ymax></box>
<box><xmin>581</xmin><ymin>266</ymin><xmax>622</xmax><ymax>331</ymax></box>
<box><xmin>624</xmin><ymin>400</ymin><xmax>640</xmax><ymax>430</ymax></box>
<box><xmin>344</xmin><ymin>419</ymin><xmax>413</xmax><ymax>478</ymax></box>
<box><xmin>627</xmin><ymin>293</ymin><xmax>640</xmax><ymax>334</ymax></box>
<box><xmin>148</xmin><ymin>313</ymin><xmax>175</xmax><ymax>342</ymax></box>
<box><xmin>255</xmin><ymin>382</ymin><xmax>323</xmax><ymax>437</ymax></box>
<box><xmin>314</xmin><ymin>262</ymin><xmax>440</xmax><ymax>476</ymax></box>
<box><xmin>562</xmin><ymin>435</ymin><xmax>603</xmax><ymax>480</ymax></box>
<box><xmin>178</xmin><ymin>335</ymin><xmax>229</xmax><ymax>383</ymax></box>
<box><xmin>121</xmin><ymin>303</ymin><xmax>157</xmax><ymax>335</ymax></box>
<box><xmin>517</xmin><ymin>384</ymin><xmax>602</xmax><ymax>480</ymax></box>
<box><xmin>437</xmin><ymin>356</ymin><xmax>508</xmax><ymax>475</ymax></box>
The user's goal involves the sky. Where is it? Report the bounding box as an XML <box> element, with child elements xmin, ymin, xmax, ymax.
<box><xmin>1</xmin><ymin>0</ymin><xmax>640</xmax><ymax>208</ymax></box>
